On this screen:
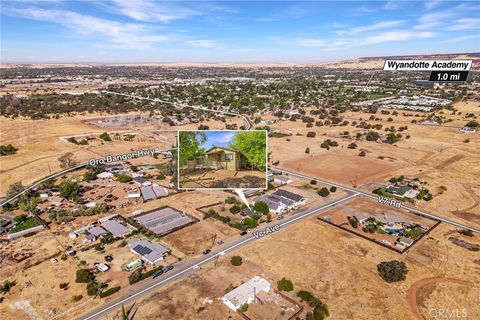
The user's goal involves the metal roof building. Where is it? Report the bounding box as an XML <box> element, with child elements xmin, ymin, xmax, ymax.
<box><xmin>101</xmin><ymin>220</ymin><xmax>131</xmax><ymax>237</ymax></box>
<box><xmin>128</xmin><ymin>239</ymin><xmax>171</xmax><ymax>264</ymax></box>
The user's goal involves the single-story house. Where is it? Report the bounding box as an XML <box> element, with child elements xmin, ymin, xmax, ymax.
<box><xmin>104</xmin><ymin>164</ymin><xmax>124</xmax><ymax>173</ymax></box>
<box><xmin>385</xmin><ymin>185</ymin><xmax>419</xmax><ymax>199</ymax></box>
<box><xmin>397</xmin><ymin>236</ymin><xmax>414</xmax><ymax>248</ymax></box>
<box><xmin>85</xmin><ymin>201</ymin><xmax>97</xmax><ymax>208</ymax></box>
<box><xmin>253</xmin><ymin>195</ymin><xmax>286</xmax><ymax>215</ymax></box>
<box><xmin>100</xmin><ymin>220</ymin><xmax>131</xmax><ymax>237</ymax></box>
<box><xmin>374</xmin><ymin>211</ymin><xmax>406</xmax><ymax>225</ymax></box>
<box><xmin>128</xmin><ymin>239</ymin><xmax>171</xmax><ymax>265</ymax></box>
<box><xmin>273</xmin><ymin>175</ymin><xmax>292</xmax><ymax>185</ymax></box>
<box><xmin>87</xmin><ymin>226</ymin><xmax>108</xmax><ymax>237</ymax></box>
<box><xmin>97</xmin><ymin>172</ymin><xmax>114</xmax><ymax>180</ymax></box>
<box><xmin>140</xmin><ymin>186</ymin><xmax>157</xmax><ymax>201</ymax></box>
<box><xmin>221</xmin><ymin>276</ymin><xmax>271</xmax><ymax>311</ymax></box>
<box><xmin>134</xmin><ymin>176</ymin><xmax>152</xmax><ymax>187</ymax></box>
<box><xmin>353</xmin><ymin>212</ymin><xmax>370</xmax><ymax>224</ymax></box>
<box><xmin>200</xmin><ymin>146</ymin><xmax>251</xmax><ymax>171</ymax></box>
<box><xmin>83</xmin><ymin>234</ymin><xmax>97</xmax><ymax>243</ymax></box>
<box><xmin>271</xmin><ymin>189</ymin><xmax>306</xmax><ymax>206</ymax></box>
<box><xmin>152</xmin><ymin>185</ymin><xmax>169</xmax><ymax>198</ymax></box>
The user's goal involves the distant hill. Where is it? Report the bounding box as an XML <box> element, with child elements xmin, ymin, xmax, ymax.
<box><xmin>321</xmin><ymin>52</ymin><xmax>480</xmax><ymax>70</ymax></box>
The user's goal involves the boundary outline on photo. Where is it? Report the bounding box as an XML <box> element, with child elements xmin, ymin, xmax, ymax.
<box><xmin>176</xmin><ymin>129</ymin><xmax>268</xmax><ymax>191</ymax></box>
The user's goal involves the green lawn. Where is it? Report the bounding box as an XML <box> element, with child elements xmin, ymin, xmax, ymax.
<box><xmin>10</xmin><ymin>217</ymin><xmax>43</xmax><ymax>233</ymax></box>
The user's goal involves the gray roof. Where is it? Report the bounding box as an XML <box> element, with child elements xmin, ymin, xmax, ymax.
<box><xmin>272</xmin><ymin>189</ymin><xmax>305</xmax><ymax>202</ymax></box>
<box><xmin>273</xmin><ymin>175</ymin><xmax>291</xmax><ymax>182</ymax></box>
<box><xmin>134</xmin><ymin>207</ymin><xmax>194</xmax><ymax>236</ymax></box>
<box><xmin>134</xmin><ymin>176</ymin><xmax>149</xmax><ymax>184</ymax></box>
<box><xmin>398</xmin><ymin>236</ymin><xmax>414</xmax><ymax>245</ymax></box>
<box><xmin>140</xmin><ymin>186</ymin><xmax>156</xmax><ymax>201</ymax></box>
<box><xmin>152</xmin><ymin>185</ymin><xmax>168</xmax><ymax>197</ymax></box>
<box><xmin>101</xmin><ymin>220</ymin><xmax>131</xmax><ymax>237</ymax></box>
<box><xmin>128</xmin><ymin>239</ymin><xmax>170</xmax><ymax>264</ymax></box>
<box><xmin>88</xmin><ymin>226</ymin><xmax>108</xmax><ymax>237</ymax></box>
<box><xmin>386</xmin><ymin>185</ymin><xmax>412</xmax><ymax>196</ymax></box>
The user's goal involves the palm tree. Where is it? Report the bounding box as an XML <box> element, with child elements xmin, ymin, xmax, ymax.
<box><xmin>121</xmin><ymin>302</ymin><xmax>138</xmax><ymax>320</ymax></box>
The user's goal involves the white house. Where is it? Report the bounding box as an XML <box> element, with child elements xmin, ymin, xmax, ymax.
<box><xmin>221</xmin><ymin>276</ymin><xmax>271</xmax><ymax>311</ymax></box>
<box><xmin>273</xmin><ymin>175</ymin><xmax>292</xmax><ymax>185</ymax></box>
<box><xmin>97</xmin><ymin>172</ymin><xmax>114</xmax><ymax>180</ymax></box>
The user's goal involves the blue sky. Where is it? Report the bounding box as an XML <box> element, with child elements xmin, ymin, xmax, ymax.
<box><xmin>1</xmin><ymin>1</ymin><xmax>479</xmax><ymax>63</ymax></box>
<box><xmin>202</xmin><ymin>131</ymin><xmax>236</xmax><ymax>150</ymax></box>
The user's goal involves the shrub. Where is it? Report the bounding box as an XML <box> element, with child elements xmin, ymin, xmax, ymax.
<box><xmin>237</xmin><ymin>304</ymin><xmax>248</xmax><ymax>313</ymax></box>
<box><xmin>306</xmin><ymin>131</ymin><xmax>316</xmax><ymax>138</ymax></box>
<box><xmin>99</xmin><ymin>286</ymin><xmax>120</xmax><ymax>298</ymax></box>
<box><xmin>347</xmin><ymin>143</ymin><xmax>357</xmax><ymax>149</ymax></box>
<box><xmin>230</xmin><ymin>205</ymin><xmax>241</xmax><ymax>214</ymax></box>
<box><xmin>231</xmin><ymin>256</ymin><xmax>243</xmax><ymax>266</ymax></box>
<box><xmin>75</xmin><ymin>269</ymin><xmax>94</xmax><ymax>283</ymax></box>
<box><xmin>377</xmin><ymin>260</ymin><xmax>408</xmax><ymax>283</ymax></box>
<box><xmin>86</xmin><ymin>280</ymin><xmax>101</xmax><ymax>296</ymax></box>
<box><xmin>225</xmin><ymin>196</ymin><xmax>240</xmax><ymax>205</ymax></box>
<box><xmin>115</xmin><ymin>174</ymin><xmax>133</xmax><ymax>183</ymax></box>
<box><xmin>317</xmin><ymin>187</ymin><xmax>330</xmax><ymax>197</ymax></box>
<box><xmin>99</xmin><ymin>132</ymin><xmax>111</xmax><ymax>141</ymax></box>
<box><xmin>72</xmin><ymin>295</ymin><xmax>83</xmax><ymax>302</ymax></box>
<box><xmin>329</xmin><ymin>186</ymin><xmax>337</xmax><ymax>193</ymax></box>
<box><xmin>252</xmin><ymin>201</ymin><xmax>269</xmax><ymax>215</ymax></box>
<box><xmin>0</xmin><ymin>144</ymin><xmax>18</xmax><ymax>156</ymax></box>
<box><xmin>305</xmin><ymin>147</ymin><xmax>310</xmax><ymax>153</ymax></box>
<box><xmin>277</xmin><ymin>277</ymin><xmax>294</xmax><ymax>292</ymax></box>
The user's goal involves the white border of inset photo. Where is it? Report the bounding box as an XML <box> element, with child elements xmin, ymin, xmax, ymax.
<box><xmin>177</xmin><ymin>129</ymin><xmax>268</xmax><ymax>191</ymax></box>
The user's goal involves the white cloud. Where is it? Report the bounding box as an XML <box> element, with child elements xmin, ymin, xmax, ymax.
<box><xmin>414</xmin><ymin>11</ymin><xmax>452</xmax><ymax>29</ymax></box>
<box><xmin>334</xmin><ymin>20</ymin><xmax>406</xmax><ymax>36</ymax></box>
<box><xmin>186</xmin><ymin>40</ymin><xmax>219</xmax><ymax>48</ymax></box>
<box><xmin>108</xmin><ymin>0</ymin><xmax>199</xmax><ymax>23</ymax></box>
<box><xmin>425</xmin><ymin>0</ymin><xmax>441</xmax><ymax>9</ymax></box>
<box><xmin>296</xmin><ymin>38</ymin><xmax>327</xmax><ymax>47</ymax></box>
<box><xmin>445</xmin><ymin>34</ymin><xmax>480</xmax><ymax>42</ymax></box>
<box><xmin>383</xmin><ymin>0</ymin><xmax>402</xmax><ymax>10</ymax></box>
<box><xmin>361</xmin><ymin>30</ymin><xmax>436</xmax><ymax>45</ymax></box>
<box><xmin>4</xmin><ymin>6</ymin><xmax>168</xmax><ymax>47</ymax></box>
<box><xmin>446</xmin><ymin>18</ymin><xmax>480</xmax><ymax>31</ymax></box>
<box><xmin>255</xmin><ymin>18</ymin><xmax>279</xmax><ymax>22</ymax></box>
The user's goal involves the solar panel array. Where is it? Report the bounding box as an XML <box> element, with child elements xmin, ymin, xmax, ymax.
<box><xmin>133</xmin><ymin>244</ymin><xmax>153</xmax><ymax>255</ymax></box>
<box><xmin>134</xmin><ymin>207</ymin><xmax>195</xmax><ymax>236</ymax></box>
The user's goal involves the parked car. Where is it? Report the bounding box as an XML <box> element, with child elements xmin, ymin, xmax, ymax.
<box><xmin>164</xmin><ymin>265</ymin><xmax>174</xmax><ymax>272</ymax></box>
<box><xmin>152</xmin><ymin>269</ymin><xmax>164</xmax><ymax>279</ymax></box>
<box><xmin>216</xmin><ymin>240</ymin><xmax>224</xmax><ymax>245</ymax></box>
<box><xmin>50</xmin><ymin>257</ymin><xmax>58</xmax><ymax>265</ymax></box>
<box><xmin>202</xmin><ymin>249</ymin><xmax>211</xmax><ymax>255</ymax></box>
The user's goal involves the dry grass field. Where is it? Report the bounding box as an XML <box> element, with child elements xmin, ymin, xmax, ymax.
<box><xmin>0</xmin><ymin>113</ymin><xmax>243</xmax><ymax>196</ymax></box>
<box><xmin>102</xmin><ymin>215</ymin><xmax>480</xmax><ymax>320</ymax></box>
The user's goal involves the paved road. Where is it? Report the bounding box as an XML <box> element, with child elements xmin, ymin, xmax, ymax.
<box><xmin>102</xmin><ymin>90</ymin><xmax>253</xmax><ymax>130</ymax></box>
<box><xmin>271</xmin><ymin>166</ymin><xmax>480</xmax><ymax>234</ymax></box>
<box><xmin>77</xmin><ymin>192</ymin><xmax>359</xmax><ymax>320</ymax></box>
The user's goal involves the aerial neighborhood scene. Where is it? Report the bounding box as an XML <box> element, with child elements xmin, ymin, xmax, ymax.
<box><xmin>0</xmin><ymin>1</ymin><xmax>479</xmax><ymax>320</ymax></box>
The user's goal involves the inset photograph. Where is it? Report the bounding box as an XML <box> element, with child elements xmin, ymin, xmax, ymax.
<box><xmin>178</xmin><ymin>130</ymin><xmax>267</xmax><ymax>189</ymax></box>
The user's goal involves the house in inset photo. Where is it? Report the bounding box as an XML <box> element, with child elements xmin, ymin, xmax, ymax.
<box><xmin>179</xmin><ymin>130</ymin><xmax>267</xmax><ymax>189</ymax></box>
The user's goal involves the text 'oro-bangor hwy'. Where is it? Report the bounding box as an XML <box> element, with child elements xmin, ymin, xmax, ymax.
<box><xmin>88</xmin><ymin>148</ymin><xmax>156</xmax><ymax>166</ymax></box>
